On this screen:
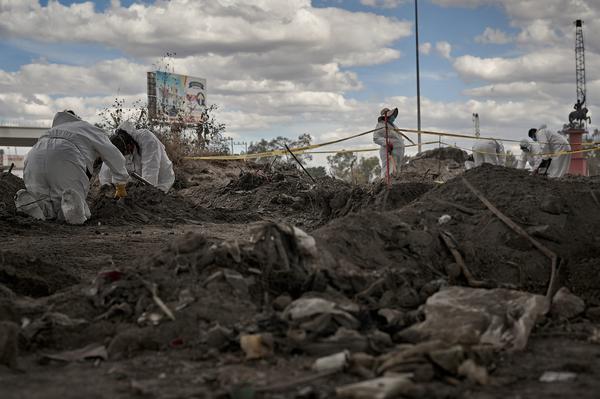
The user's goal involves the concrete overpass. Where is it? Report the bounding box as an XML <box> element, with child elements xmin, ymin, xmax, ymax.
<box><xmin>0</xmin><ymin>125</ymin><xmax>48</xmax><ymax>147</ymax></box>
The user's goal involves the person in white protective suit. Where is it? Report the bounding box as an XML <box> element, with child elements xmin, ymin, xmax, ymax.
<box><xmin>373</xmin><ymin>107</ymin><xmax>404</xmax><ymax>177</ymax></box>
<box><xmin>517</xmin><ymin>138</ymin><xmax>543</xmax><ymax>170</ymax></box>
<box><xmin>529</xmin><ymin>125</ymin><xmax>571</xmax><ymax>178</ymax></box>
<box><xmin>99</xmin><ymin>121</ymin><xmax>175</xmax><ymax>192</ymax></box>
<box><xmin>15</xmin><ymin>110</ymin><xmax>129</xmax><ymax>224</ymax></box>
<box><xmin>472</xmin><ymin>139</ymin><xmax>505</xmax><ymax>167</ymax></box>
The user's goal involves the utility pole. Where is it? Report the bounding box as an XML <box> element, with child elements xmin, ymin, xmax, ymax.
<box><xmin>472</xmin><ymin>113</ymin><xmax>480</xmax><ymax>138</ymax></box>
<box><xmin>415</xmin><ymin>0</ymin><xmax>422</xmax><ymax>153</ymax></box>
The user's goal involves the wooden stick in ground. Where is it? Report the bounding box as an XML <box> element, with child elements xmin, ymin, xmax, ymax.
<box><xmin>461</xmin><ymin>176</ymin><xmax>558</xmax><ymax>298</ymax></box>
<box><xmin>440</xmin><ymin>230</ymin><xmax>496</xmax><ymax>289</ymax></box>
<box><xmin>284</xmin><ymin>144</ymin><xmax>317</xmax><ymax>184</ymax></box>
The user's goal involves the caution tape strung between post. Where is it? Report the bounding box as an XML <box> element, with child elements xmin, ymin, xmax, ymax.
<box><xmin>443</xmin><ymin>142</ymin><xmax>600</xmax><ymax>158</ymax></box>
<box><xmin>183</xmin><ymin>123</ymin><xmax>599</xmax><ymax>161</ymax></box>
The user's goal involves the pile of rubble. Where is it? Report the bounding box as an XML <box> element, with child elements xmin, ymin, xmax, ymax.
<box><xmin>3</xmin><ymin>165</ymin><xmax>600</xmax><ymax>397</ymax></box>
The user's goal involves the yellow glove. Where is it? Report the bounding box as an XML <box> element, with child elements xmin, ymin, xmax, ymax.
<box><xmin>114</xmin><ymin>183</ymin><xmax>127</xmax><ymax>199</ymax></box>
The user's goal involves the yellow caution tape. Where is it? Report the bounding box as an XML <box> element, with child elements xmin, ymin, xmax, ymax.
<box><xmin>304</xmin><ymin>141</ymin><xmax>440</xmax><ymax>155</ymax></box>
<box><xmin>184</xmin><ymin>123</ymin><xmax>598</xmax><ymax>161</ymax></box>
<box><xmin>444</xmin><ymin>142</ymin><xmax>600</xmax><ymax>158</ymax></box>
<box><xmin>184</xmin><ymin>127</ymin><xmax>379</xmax><ymax>160</ymax></box>
<box><xmin>398</xmin><ymin>127</ymin><xmax>598</xmax><ymax>147</ymax></box>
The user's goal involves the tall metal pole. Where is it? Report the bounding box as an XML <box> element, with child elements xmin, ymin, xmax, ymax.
<box><xmin>415</xmin><ymin>0</ymin><xmax>422</xmax><ymax>153</ymax></box>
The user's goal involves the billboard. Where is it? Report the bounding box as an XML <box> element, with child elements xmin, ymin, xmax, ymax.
<box><xmin>147</xmin><ymin>71</ymin><xmax>207</xmax><ymax>124</ymax></box>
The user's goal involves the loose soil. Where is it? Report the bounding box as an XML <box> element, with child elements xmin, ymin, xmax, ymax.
<box><xmin>2</xmin><ymin>157</ymin><xmax>600</xmax><ymax>399</ymax></box>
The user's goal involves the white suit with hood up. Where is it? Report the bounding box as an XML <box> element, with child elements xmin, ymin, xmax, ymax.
<box><xmin>18</xmin><ymin>111</ymin><xmax>129</xmax><ymax>224</ymax></box>
<box><xmin>373</xmin><ymin>120</ymin><xmax>404</xmax><ymax>177</ymax></box>
<box><xmin>517</xmin><ymin>138</ymin><xmax>543</xmax><ymax>170</ymax></box>
<box><xmin>99</xmin><ymin>121</ymin><xmax>175</xmax><ymax>192</ymax></box>
<box><xmin>472</xmin><ymin>139</ymin><xmax>505</xmax><ymax>167</ymax></box>
<box><xmin>534</xmin><ymin>125</ymin><xmax>571</xmax><ymax>178</ymax></box>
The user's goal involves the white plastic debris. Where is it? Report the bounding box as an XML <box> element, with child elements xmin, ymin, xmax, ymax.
<box><xmin>312</xmin><ymin>350</ymin><xmax>350</xmax><ymax>372</ymax></box>
<box><xmin>438</xmin><ymin>214</ymin><xmax>452</xmax><ymax>225</ymax></box>
<box><xmin>539</xmin><ymin>371</ymin><xmax>577</xmax><ymax>382</ymax></box>
<box><xmin>336</xmin><ymin>376</ymin><xmax>414</xmax><ymax>399</ymax></box>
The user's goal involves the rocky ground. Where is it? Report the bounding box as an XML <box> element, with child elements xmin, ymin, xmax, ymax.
<box><xmin>1</xmin><ymin>149</ymin><xmax>600</xmax><ymax>399</ymax></box>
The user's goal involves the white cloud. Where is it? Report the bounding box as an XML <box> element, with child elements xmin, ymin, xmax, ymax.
<box><xmin>516</xmin><ymin>19</ymin><xmax>561</xmax><ymax>46</ymax></box>
<box><xmin>435</xmin><ymin>41</ymin><xmax>452</xmax><ymax>59</ymax></box>
<box><xmin>0</xmin><ymin>1</ymin><xmax>412</xmax><ymax>63</ymax></box>
<box><xmin>419</xmin><ymin>42</ymin><xmax>432</xmax><ymax>55</ymax></box>
<box><xmin>475</xmin><ymin>27</ymin><xmax>513</xmax><ymax>44</ymax></box>
<box><xmin>360</xmin><ymin>0</ymin><xmax>407</xmax><ymax>8</ymax></box>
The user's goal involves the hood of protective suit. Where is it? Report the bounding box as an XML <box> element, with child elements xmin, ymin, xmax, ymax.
<box><xmin>520</xmin><ymin>138</ymin><xmax>531</xmax><ymax>151</ymax></box>
<box><xmin>117</xmin><ymin>120</ymin><xmax>137</xmax><ymax>135</ymax></box>
<box><xmin>52</xmin><ymin>111</ymin><xmax>81</xmax><ymax>128</ymax></box>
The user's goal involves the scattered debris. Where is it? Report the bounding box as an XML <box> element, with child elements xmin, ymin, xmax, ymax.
<box><xmin>550</xmin><ymin>287</ymin><xmax>586</xmax><ymax>319</ymax></box>
<box><xmin>539</xmin><ymin>371</ymin><xmax>578</xmax><ymax>383</ymax></box>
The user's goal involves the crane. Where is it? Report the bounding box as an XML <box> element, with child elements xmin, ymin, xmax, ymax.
<box><xmin>569</xmin><ymin>19</ymin><xmax>590</xmax><ymax>127</ymax></box>
<box><xmin>575</xmin><ymin>19</ymin><xmax>586</xmax><ymax>110</ymax></box>
<box><xmin>566</xmin><ymin>19</ymin><xmax>589</xmax><ymax>176</ymax></box>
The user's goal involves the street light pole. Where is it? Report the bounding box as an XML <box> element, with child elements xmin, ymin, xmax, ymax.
<box><xmin>415</xmin><ymin>0</ymin><xmax>422</xmax><ymax>153</ymax></box>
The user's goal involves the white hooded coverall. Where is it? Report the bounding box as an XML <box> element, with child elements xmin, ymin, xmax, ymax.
<box><xmin>535</xmin><ymin>126</ymin><xmax>571</xmax><ymax>178</ymax></box>
<box><xmin>373</xmin><ymin>121</ymin><xmax>404</xmax><ymax>177</ymax></box>
<box><xmin>517</xmin><ymin>138</ymin><xmax>543</xmax><ymax>170</ymax></box>
<box><xmin>99</xmin><ymin>121</ymin><xmax>175</xmax><ymax>192</ymax></box>
<box><xmin>19</xmin><ymin>111</ymin><xmax>129</xmax><ymax>224</ymax></box>
<box><xmin>472</xmin><ymin>140</ymin><xmax>505</xmax><ymax>167</ymax></box>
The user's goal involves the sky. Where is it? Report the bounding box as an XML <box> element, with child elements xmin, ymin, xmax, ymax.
<box><xmin>1</xmin><ymin>0</ymin><xmax>599</xmax><ymax>165</ymax></box>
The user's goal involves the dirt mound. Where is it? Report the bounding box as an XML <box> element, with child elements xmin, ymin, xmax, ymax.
<box><xmin>317</xmin><ymin>164</ymin><xmax>600</xmax><ymax>303</ymax></box>
<box><xmin>88</xmin><ymin>183</ymin><xmax>257</xmax><ymax>225</ymax></box>
<box><xmin>181</xmin><ymin>167</ymin><xmax>435</xmax><ymax>230</ymax></box>
<box><xmin>400</xmin><ymin>147</ymin><xmax>468</xmax><ymax>182</ymax></box>
<box><xmin>416</xmin><ymin>146</ymin><xmax>468</xmax><ymax>163</ymax></box>
<box><xmin>0</xmin><ymin>172</ymin><xmax>25</xmax><ymax>216</ymax></box>
<box><xmin>0</xmin><ymin>251</ymin><xmax>79</xmax><ymax>298</ymax></box>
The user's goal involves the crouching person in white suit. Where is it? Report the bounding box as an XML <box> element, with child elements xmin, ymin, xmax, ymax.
<box><xmin>99</xmin><ymin>121</ymin><xmax>175</xmax><ymax>193</ymax></box>
<box><xmin>15</xmin><ymin>110</ymin><xmax>129</xmax><ymax>224</ymax></box>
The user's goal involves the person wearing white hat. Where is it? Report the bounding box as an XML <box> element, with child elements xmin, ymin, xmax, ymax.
<box><xmin>373</xmin><ymin>107</ymin><xmax>404</xmax><ymax>178</ymax></box>
<box><xmin>472</xmin><ymin>139</ymin><xmax>505</xmax><ymax>167</ymax></box>
<box><xmin>99</xmin><ymin>120</ymin><xmax>175</xmax><ymax>192</ymax></box>
<box><xmin>517</xmin><ymin>138</ymin><xmax>542</xmax><ymax>170</ymax></box>
<box><xmin>15</xmin><ymin>110</ymin><xmax>129</xmax><ymax>224</ymax></box>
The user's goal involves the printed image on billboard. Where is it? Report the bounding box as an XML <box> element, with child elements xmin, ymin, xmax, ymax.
<box><xmin>147</xmin><ymin>71</ymin><xmax>207</xmax><ymax>124</ymax></box>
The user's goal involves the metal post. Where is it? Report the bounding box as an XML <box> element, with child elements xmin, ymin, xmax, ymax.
<box><xmin>415</xmin><ymin>0</ymin><xmax>422</xmax><ymax>153</ymax></box>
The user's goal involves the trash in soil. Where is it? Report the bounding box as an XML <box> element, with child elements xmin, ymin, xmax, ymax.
<box><xmin>397</xmin><ymin>286</ymin><xmax>549</xmax><ymax>351</ymax></box>
<box><xmin>335</xmin><ymin>375</ymin><xmax>415</xmax><ymax>399</ymax></box>
<box><xmin>539</xmin><ymin>371</ymin><xmax>577</xmax><ymax>383</ymax></box>
<box><xmin>41</xmin><ymin>344</ymin><xmax>108</xmax><ymax>363</ymax></box>
<box><xmin>240</xmin><ymin>333</ymin><xmax>274</xmax><ymax>359</ymax></box>
<box><xmin>312</xmin><ymin>350</ymin><xmax>350</xmax><ymax>372</ymax></box>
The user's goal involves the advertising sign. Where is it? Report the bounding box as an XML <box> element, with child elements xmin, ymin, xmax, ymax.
<box><xmin>147</xmin><ymin>71</ymin><xmax>207</xmax><ymax>124</ymax></box>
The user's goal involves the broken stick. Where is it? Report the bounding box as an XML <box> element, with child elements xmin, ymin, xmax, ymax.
<box><xmin>461</xmin><ymin>176</ymin><xmax>558</xmax><ymax>298</ymax></box>
<box><xmin>440</xmin><ymin>230</ymin><xmax>496</xmax><ymax>289</ymax></box>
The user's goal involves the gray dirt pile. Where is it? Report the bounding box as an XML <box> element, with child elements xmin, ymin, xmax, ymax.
<box><xmin>0</xmin><ymin>172</ymin><xmax>24</xmax><ymax>216</ymax></box>
<box><xmin>4</xmin><ymin>163</ymin><xmax>600</xmax><ymax>399</ymax></box>
<box><xmin>402</xmin><ymin>146</ymin><xmax>468</xmax><ymax>182</ymax></box>
<box><xmin>318</xmin><ymin>164</ymin><xmax>600</xmax><ymax>303</ymax></box>
<box><xmin>182</xmin><ymin>166</ymin><xmax>434</xmax><ymax>230</ymax></box>
<box><xmin>88</xmin><ymin>183</ymin><xmax>258</xmax><ymax>225</ymax></box>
